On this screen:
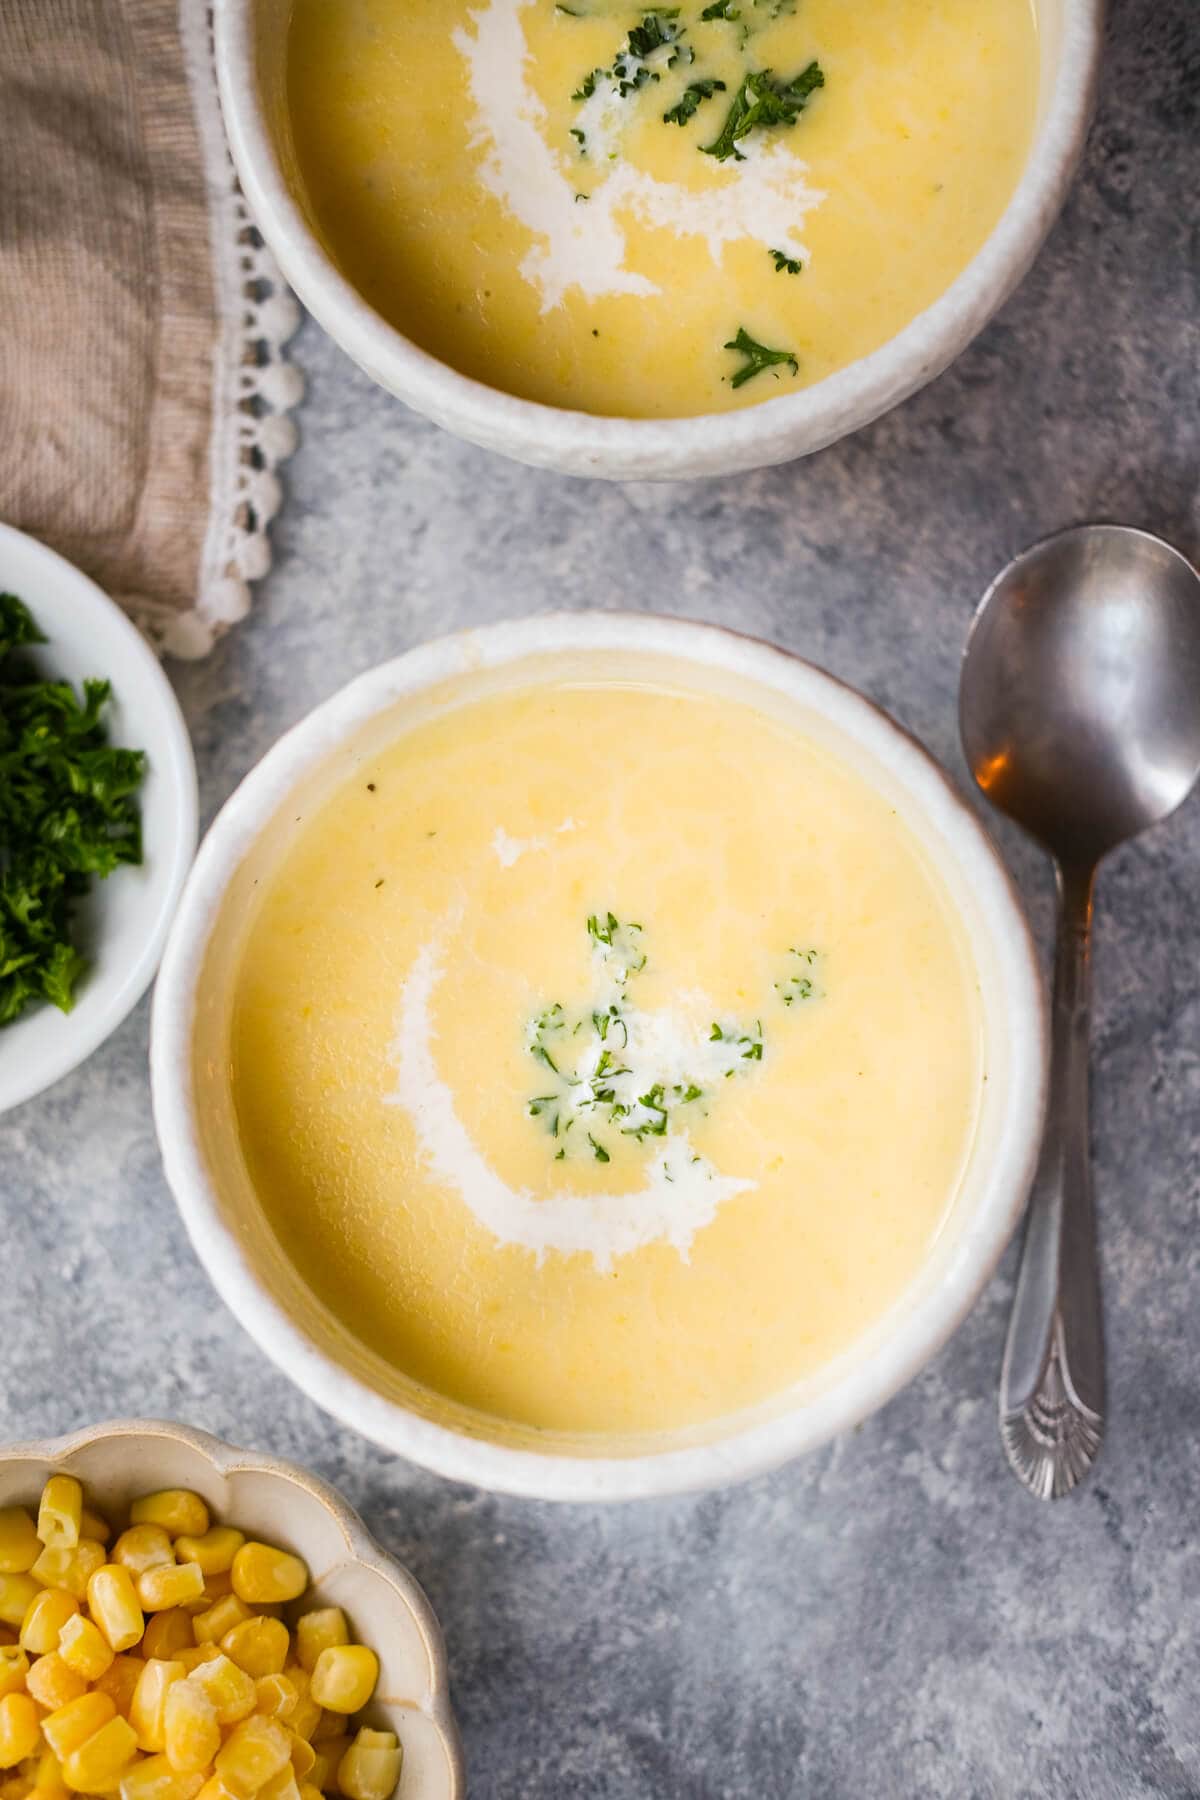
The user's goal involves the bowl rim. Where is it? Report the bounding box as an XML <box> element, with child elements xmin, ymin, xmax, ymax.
<box><xmin>0</xmin><ymin>1416</ymin><xmax>466</xmax><ymax>1797</ymax></box>
<box><xmin>151</xmin><ymin>613</ymin><xmax>1048</xmax><ymax>1501</ymax></box>
<box><xmin>0</xmin><ymin>522</ymin><xmax>199</xmax><ymax>1115</ymax></box>
<box><xmin>213</xmin><ymin>0</ymin><xmax>1105</xmax><ymax>476</ymax></box>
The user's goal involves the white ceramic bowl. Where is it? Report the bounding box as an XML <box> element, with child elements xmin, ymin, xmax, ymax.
<box><xmin>0</xmin><ymin>1419</ymin><xmax>464</xmax><ymax>1797</ymax></box>
<box><xmin>151</xmin><ymin>615</ymin><xmax>1048</xmax><ymax>1501</ymax></box>
<box><xmin>0</xmin><ymin>523</ymin><xmax>197</xmax><ymax>1115</ymax></box>
<box><xmin>214</xmin><ymin>0</ymin><xmax>1103</xmax><ymax>480</ymax></box>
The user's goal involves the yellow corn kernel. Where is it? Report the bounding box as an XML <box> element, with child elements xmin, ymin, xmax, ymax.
<box><xmin>229</xmin><ymin>1548</ymin><xmax>307</xmax><ymax>1609</ymax></box>
<box><xmin>218</xmin><ymin>1621</ymin><xmax>288</xmax><ymax>1682</ymax></box>
<box><xmin>41</xmin><ymin>1692</ymin><xmax>118</xmax><ymax>1762</ymax></box>
<box><xmin>0</xmin><ymin>1650</ymin><xmax>26</xmax><ymax>1703</ymax></box>
<box><xmin>284</xmin><ymin>1740</ymin><xmax>313</xmax><ymax>1783</ymax></box>
<box><xmin>138</xmin><ymin>1566</ymin><xmax>205</xmax><ymax>1615</ymax></box>
<box><xmin>309</xmin><ymin>1710</ymin><xmax>344</xmax><ymax>1746</ymax></box>
<box><xmin>58</xmin><ymin>1613</ymin><xmax>116</xmax><ymax>1681</ymax></box>
<box><xmin>192</xmin><ymin>1782</ymin><xmax>238</xmax><ymax>1800</ymax></box>
<box><xmin>162</xmin><ymin>1682</ymin><xmax>219</xmax><ymax>1776</ymax></box>
<box><xmin>292</xmin><ymin>1613</ymin><xmax>346</xmax><ymax>1678</ymax></box>
<box><xmin>19</xmin><ymin>1588</ymin><xmax>79</xmax><ymax>1656</ymax></box>
<box><xmin>0</xmin><ymin>1695</ymin><xmax>40</xmax><ymax>1769</ymax></box>
<box><xmin>172</xmin><ymin>1534</ymin><xmax>243</xmax><ymax>1580</ymax></box>
<box><xmin>33</xmin><ymin>1747</ymin><xmax>69</xmax><ymax>1800</ymax></box>
<box><xmin>251</xmin><ymin>1678</ymin><xmax>295</xmax><ymax>1724</ymax></box>
<box><xmin>36</xmin><ymin>1481</ymin><xmax>82</xmax><ymax>1555</ymax></box>
<box><xmin>129</xmin><ymin>1498</ymin><xmax>209</xmax><ymax>1544</ymax></box>
<box><xmin>189</xmin><ymin>1574</ymin><xmax>233</xmax><ymax>1616</ymax></box>
<box><xmin>25</xmin><ymin>1653</ymin><xmax>87</xmax><ymax>1712</ymax></box>
<box><xmin>129</xmin><ymin>1660</ymin><xmax>186</xmax><ymax>1756</ymax></box>
<box><xmin>277</xmin><ymin>1674</ymin><xmax>319</xmax><ymax>1745</ymax></box>
<box><xmin>113</xmin><ymin>1530</ymin><xmax>176</xmax><ymax>1579</ymax></box>
<box><xmin>308</xmin><ymin>1649</ymin><xmax>377</xmax><ymax>1717</ymax></box>
<box><xmin>119</xmin><ymin>1755</ymin><xmax>206</xmax><ymax>1800</ymax></box>
<box><xmin>335</xmin><ymin>1732</ymin><xmax>401</xmax><ymax>1800</ymax></box>
<box><xmin>297</xmin><ymin>1785</ymin><xmax>323</xmax><ymax>1800</ymax></box>
<box><xmin>31</xmin><ymin>1539</ymin><xmax>107</xmax><ymax>1605</ymax></box>
<box><xmin>80</xmin><ymin>1509</ymin><xmax>113</xmax><ymax>1547</ymax></box>
<box><xmin>192</xmin><ymin>1599</ymin><xmax>251</xmax><ymax>1649</ymax></box>
<box><xmin>257</xmin><ymin>1767</ymin><xmax>300</xmax><ymax>1800</ymax></box>
<box><xmin>0</xmin><ymin>1515</ymin><xmax>39</xmax><ymax>1579</ymax></box>
<box><xmin>0</xmin><ymin>1581</ymin><xmax>41</xmax><ymax>1633</ymax></box>
<box><xmin>174</xmin><ymin>1647</ymin><xmax>220</xmax><ymax>1676</ymax></box>
<box><xmin>304</xmin><ymin>1739</ymin><xmax>346</xmax><ymax>1792</ymax></box>
<box><xmin>141</xmin><ymin>1613</ymin><xmax>193</xmax><ymax>1664</ymax></box>
<box><xmin>94</xmin><ymin>1656</ymin><xmax>147</xmax><ymax>1718</ymax></box>
<box><xmin>214</xmin><ymin>1716</ymin><xmax>291</xmax><ymax>1794</ymax></box>
<box><xmin>189</xmin><ymin>1656</ymin><xmax>256</xmax><ymax>1729</ymax></box>
<box><xmin>87</xmin><ymin>1568</ymin><xmax>144</xmax><ymax>1654</ymax></box>
<box><xmin>61</xmin><ymin>1714</ymin><xmax>139</xmax><ymax>1793</ymax></box>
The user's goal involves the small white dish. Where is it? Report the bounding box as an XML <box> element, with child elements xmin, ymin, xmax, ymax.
<box><xmin>151</xmin><ymin>614</ymin><xmax>1049</xmax><ymax>1501</ymax></box>
<box><xmin>0</xmin><ymin>1418</ymin><xmax>465</xmax><ymax>1798</ymax></box>
<box><xmin>214</xmin><ymin>0</ymin><xmax>1103</xmax><ymax>479</ymax></box>
<box><xmin>0</xmin><ymin>522</ymin><xmax>198</xmax><ymax>1114</ymax></box>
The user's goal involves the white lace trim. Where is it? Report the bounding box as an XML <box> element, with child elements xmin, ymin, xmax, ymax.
<box><xmin>140</xmin><ymin>0</ymin><xmax>303</xmax><ymax>660</ymax></box>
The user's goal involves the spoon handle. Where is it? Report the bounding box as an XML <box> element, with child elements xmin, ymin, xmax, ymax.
<box><xmin>1000</xmin><ymin>862</ymin><xmax>1105</xmax><ymax>1498</ymax></box>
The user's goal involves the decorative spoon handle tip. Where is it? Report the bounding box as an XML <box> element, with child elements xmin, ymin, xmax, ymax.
<box><xmin>1000</xmin><ymin>1327</ymin><xmax>1104</xmax><ymax>1500</ymax></box>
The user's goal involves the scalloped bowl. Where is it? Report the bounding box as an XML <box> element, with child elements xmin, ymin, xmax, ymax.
<box><xmin>0</xmin><ymin>1421</ymin><xmax>465</xmax><ymax>1799</ymax></box>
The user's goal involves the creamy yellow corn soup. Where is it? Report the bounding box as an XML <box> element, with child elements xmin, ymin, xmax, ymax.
<box><xmin>230</xmin><ymin>680</ymin><xmax>983</xmax><ymax>1435</ymax></box>
<box><xmin>286</xmin><ymin>0</ymin><xmax>1037</xmax><ymax>416</ymax></box>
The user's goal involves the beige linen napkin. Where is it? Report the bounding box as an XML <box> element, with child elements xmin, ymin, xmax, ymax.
<box><xmin>0</xmin><ymin>0</ymin><xmax>302</xmax><ymax>658</ymax></box>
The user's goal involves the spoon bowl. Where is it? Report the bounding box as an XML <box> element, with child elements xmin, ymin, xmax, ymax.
<box><xmin>961</xmin><ymin>525</ymin><xmax>1200</xmax><ymax>867</ymax></box>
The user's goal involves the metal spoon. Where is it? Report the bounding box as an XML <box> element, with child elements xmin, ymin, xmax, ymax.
<box><xmin>960</xmin><ymin>524</ymin><xmax>1200</xmax><ymax>1499</ymax></box>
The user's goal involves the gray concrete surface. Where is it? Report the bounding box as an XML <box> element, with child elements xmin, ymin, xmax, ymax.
<box><xmin>4</xmin><ymin>1</ymin><xmax>1199</xmax><ymax>1792</ymax></box>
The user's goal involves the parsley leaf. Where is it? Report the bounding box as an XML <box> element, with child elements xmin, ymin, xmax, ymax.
<box><xmin>663</xmin><ymin>76</ymin><xmax>727</xmax><ymax>125</ymax></box>
<box><xmin>770</xmin><ymin>248</ymin><xmax>803</xmax><ymax>274</ymax></box>
<box><xmin>0</xmin><ymin>593</ymin><xmax>146</xmax><ymax>1025</ymax></box>
<box><xmin>701</xmin><ymin>61</ymin><xmax>824</xmax><ymax>162</ymax></box>
<box><xmin>723</xmin><ymin>326</ymin><xmax>799</xmax><ymax>389</ymax></box>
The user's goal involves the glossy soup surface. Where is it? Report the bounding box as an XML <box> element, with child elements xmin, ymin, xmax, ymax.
<box><xmin>287</xmin><ymin>0</ymin><xmax>1038</xmax><ymax>416</ymax></box>
<box><xmin>230</xmin><ymin>681</ymin><xmax>984</xmax><ymax>1435</ymax></box>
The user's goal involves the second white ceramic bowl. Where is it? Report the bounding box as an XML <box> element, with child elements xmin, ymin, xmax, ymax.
<box><xmin>214</xmin><ymin>0</ymin><xmax>1103</xmax><ymax>479</ymax></box>
<box><xmin>151</xmin><ymin>615</ymin><xmax>1048</xmax><ymax>1500</ymax></box>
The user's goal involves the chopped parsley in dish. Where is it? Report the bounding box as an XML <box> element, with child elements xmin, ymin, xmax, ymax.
<box><xmin>0</xmin><ymin>594</ymin><xmax>145</xmax><ymax>1025</ymax></box>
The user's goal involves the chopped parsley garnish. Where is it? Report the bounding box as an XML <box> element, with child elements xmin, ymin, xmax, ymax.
<box><xmin>724</xmin><ymin>326</ymin><xmax>799</xmax><ymax>388</ymax></box>
<box><xmin>586</xmin><ymin>910</ymin><xmax>646</xmax><ymax>978</ymax></box>
<box><xmin>770</xmin><ymin>248</ymin><xmax>803</xmax><ymax>274</ymax></box>
<box><xmin>701</xmin><ymin>61</ymin><xmax>824</xmax><ymax>162</ymax></box>
<box><xmin>663</xmin><ymin>76</ymin><xmax>727</xmax><ymax>125</ymax></box>
<box><xmin>525</xmin><ymin>913</ymin><xmax>782</xmax><ymax>1163</ymax></box>
<box><xmin>0</xmin><ymin>593</ymin><xmax>145</xmax><ymax>1026</ymax></box>
<box><xmin>573</xmin><ymin>11</ymin><xmax>690</xmax><ymax>104</ymax></box>
<box><xmin>626</xmin><ymin>11</ymin><xmax>684</xmax><ymax>59</ymax></box>
<box><xmin>776</xmin><ymin>946</ymin><xmax>822</xmax><ymax>1005</ymax></box>
<box><xmin>700</xmin><ymin>0</ymin><xmax>740</xmax><ymax>17</ymax></box>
